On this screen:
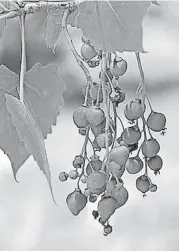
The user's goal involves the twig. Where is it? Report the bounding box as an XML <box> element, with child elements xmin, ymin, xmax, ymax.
<box><xmin>62</xmin><ymin>8</ymin><xmax>93</xmax><ymax>86</ymax></box>
<box><xmin>19</xmin><ymin>11</ymin><xmax>26</xmax><ymax>102</ymax></box>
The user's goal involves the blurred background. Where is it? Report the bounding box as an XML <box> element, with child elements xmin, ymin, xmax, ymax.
<box><xmin>0</xmin><ymin>2</ymin><xmax>179</xmax><ymax>251</ymax></box>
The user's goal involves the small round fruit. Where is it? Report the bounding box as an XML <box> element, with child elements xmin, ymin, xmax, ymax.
<box><xmin>104</xmin><ymin>224</ymin><xmax>113</xmax><ymax>235</ymax></box>
<box><xmin>150</xmin><ymin>184</ymin><xmax>158</xmax><ymax>192</ymax></box>
<box><xmin>66</xmin><ymin>189</ymin><xmax>87</xmax><ymax>216</ymax></box>
<box><xmin>91</xmin><ymin>118</ymin><xmax>106</xmax><ymax>137</ymax></box>
<box><xmin>110</xmin><ymin>88</ymin><xmax>126</xmax><ymax>104</ymax></box>
<box><xmin>106</xmin><ymin>180</ymin><xmax>116</xmax><ymax>194</ymax></box>
<box><xmin>87</xmin><ymin>171</ymin><xmax>107</xmax><ymax>192</ymax></box>
<box><xmin>136</xmin><ymin>175</ymin><xmax>150</xmax><ymax>194</ymax></box>
<box><xmin>147</xmin><ymin>111</ymin><xmax>166</xmax><ymax>132</ymax></box>
<box><xmin>125</xmin><ymin>156</ymin><xmax>144</xmax><ymax>174</ymax></box>
<box><xmin>109</xmin><ymin>145</ymin><xmax>129</xmax><ymax>166</ymax></box>
<box><xmin>93</xmin><ymin>184</ymin><xmax>106</xmax><ymax>195</ymax></box>
<box><xmin>147</xmin><ymin>155</ymin><xmax>163</xmax><ymax>174</ymax></box>
<box><xmin>84</xmin><ymin>188</ymin><xmax>92</xmax><ymax>197</ymax></box>
<box><xmin>90</xmin><ymin>85</ymin><xmax>103</xmax><ymax>103</ymax></box>
<box><xmin>73</xmin><ymin>106</ymin><xmax>89</xmax><ymax>128</ymax></box>
<box><xmin>73</xmin><ymin>155</ymin><xmax>85</xmax><ymax>168</ymax></box>
<box><xmin>86</xmin><ymin>106</ymin><xmax>105</xmax><ymax>126</ymax></box>
<box><xmin>124</xmin><ymin>100</ymin><xmax>144</xmax><ymax>121</ymax></box>
<box><xmin>88</xmin><ymin>60</ymin><xmax>97</xmax><ymax>68</ymax></box>
<box><xmin>142</xmin><ymin>138</ymin><xmax>160</xmax><ymax>158</ymax></box>
<box><xmin>109</xmin><ymin>58</ymin><xmax>127</xmax><ymax>77</ymax></box>
<box><xmin>98</xmin><ymin>217</ymin><xmax>105</xmax><ymax>226</ymax></box>
<box><xmin>86</xmin><ymin>163</ymin><xmax>93</xmax><ymax>176</ymax></box>
<box><xmin>81</xmin><ymin>175</ymin><xmax>87</xmax><ymax>183</ymax></box>
<box><xmin>92</xmin><ymin>138</ymin><xmax>101</xmax><ymax>151</ymax></box>
<box><xmin>90</xmin><ymin>154</ymin><xmax>102</xmax><ymax>171</ymax></box>
<box><xmin>81</xmin><ymin>43</ymin><xmax>97</xmax><ymax>60</ymax></box>
<box><xmin>122</xmin><ymin>126</ymin><xmax>141</xmax><ymax>145</ymax></box>
<box><xmin>69</xmin><ymin>170</ymin><xmax>79</xmax><ymax>180</ymax></box>
<box><xmin>97</xmin><ymin>197</ymin><xmax>117</xmax><ymax>223</ymax></box>
<box><xmin>59</xmin><ymin>172</ymin><xmax>68</xmax><ymax>182</ymax></box>
<box><xmin>96</xmin><ymin>133</ymin><xmax>113</xmax><ymax>148</ymax></box>
<box><xmin>108</xmin><ymin>161</ymin><xmax>125</xmax><ymax>178</ymax></box>
<box><xmin>110</xmin><ymin>186</ymin><xmax>129</xmax><ymax>208</ymax></box>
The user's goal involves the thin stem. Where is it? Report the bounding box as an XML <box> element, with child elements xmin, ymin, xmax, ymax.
<box><xmin>88</xmin><ymin>137</ymin><xmax>96</xmax><ymax>155</ymax></box>
<box><xmin>19</xmin><ymin>11</ymin><xmax>26</xmax><ymax>102</ymax></box>
<box><xmin>135</xmin><ymin>52</ymin><xmax>146</xmax><ymax>106</ymax></box>
<box><xmin>101</xmin><ymin>52</ymin><xmax>110</xmax><ymax>179</ymax></box>
<box><xmin>116</xmin><ymin>114</ymin><xmax>125</xmax><ymax>131</ymax></box>
<box><xmin>83</xmin><ymin>82</ymin><xmax>90</xmax><ymax>106</ymax></box>
<box><xmin>135</xmin><ymin>52</ymin><xmax>144</xmax><ymax>83</ymax></box>
<box><xmin>145</xmin><ymin>95</ymin><xmax>153</xmax><ymax>112</ymax></box>
<box><xmin>77</xmin><ymin>126</ymin><xmax>90</xmax><ymax>190</ymax></box>
<box><xmin>62</xmin><ymin>8</ymin><xmax>93</xmax><ymax>87</ymax></box>
<box><xmin>141</xmin><ymin>116</ymin><xmax>148</xmax><ymax>175</ymax></box>
<box><xmin>80</xmin><ymin>126</ymin><xmax>90</xmax><ymax>156</ymax></box>
<box><xmin>111</xmin><ymin>103</ymin><xmax>117</xmax><ymax>149</ymax></box>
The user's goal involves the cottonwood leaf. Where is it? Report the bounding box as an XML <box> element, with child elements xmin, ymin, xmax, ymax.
<box><xmin>44</xmin><ymin>5</ymin><xmax>79</xmax><ymax>49</ymax></box>
<box><xmin>67</xmin><ymin>5</ymin><xmax>79</xmax><ymax>27</ymax></box>
<box><xmin>24</xmin><ymin>63</ymin><xmax>64</xmax><ymax>140</ymax></box>
<box><xmin>5</xmin><ymin>94</ymin><xmax>56</xmax><ymax>204</ymax></box>
<box><xmin>0</xmin><ymin>64</ymin><xmax>64</xmax><ymax>197</ymax></box>
<box><xmin>76</xmin><ymin>1</ymin><xmax>151</xmax><ymax>53</ymax></box>
<box><xmin>44</xmin><ymin>7</ymin><xmax>65</xmax><ymax>50</ymax></box>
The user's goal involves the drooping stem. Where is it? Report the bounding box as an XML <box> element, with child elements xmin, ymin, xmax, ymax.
<box><xmin>62</xmin><ymin>8</ymin><xmax>93</xmax><ymax>86</ymax></box>
<box><xmin>19</xmin><ymin>11</ymin><xmax>26</xmax><ymax>102</ymax></box>
<box><xmin>77</xmin><ymin>126</ymin><xmax>90</xmax><ymax>190</ymax></box>
<box><xmin>135</xmin><ymin>52</ymin><xmax>146</xmax><ymax>106</ymax></box>
<box><xmin>101</xmin><ymin>53</ymin><xmax>110</xmax><ymax>178</ymax></box>
<box><xmin>141</xmin><ymin>116</ymin><xmax>148</xmax><ymax>176</ymax></box>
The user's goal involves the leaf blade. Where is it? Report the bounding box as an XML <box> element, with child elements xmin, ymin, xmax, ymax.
<box><xmin>76</xmin><ymin>1</ymin><xmax>150</xmax><ymax>52</ymax></box>
<box><xmin>5</xmin><ymin>93</ymin><xmax>57</xmax><ymax>205</ymax></box>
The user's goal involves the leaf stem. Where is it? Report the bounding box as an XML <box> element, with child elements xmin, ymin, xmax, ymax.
<box><xmin>19</xmin><ymin>11</ymin><xmax>26</xmax><ymax>102</ymax></box>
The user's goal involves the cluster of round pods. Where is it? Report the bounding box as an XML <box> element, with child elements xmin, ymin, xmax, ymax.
<box><xmin>59</xmin><ymin>35</ymin><xmax>167</xmax><ymax>236</ymax></box>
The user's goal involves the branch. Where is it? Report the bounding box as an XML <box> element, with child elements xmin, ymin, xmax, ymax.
<box><xmin>0</xmin><ymin>0</ymin><xmax>81</xmax><ymax>19</ymax></box>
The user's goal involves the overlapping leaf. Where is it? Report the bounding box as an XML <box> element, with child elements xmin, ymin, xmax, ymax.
<box><xmin>75</xmin><ymin>1</ymin><xmax>151</xmax><ymax>52</ymax></box>
<box><xmin>5</xmin><ymin>94</ymin><xmax>56</xmax><ymax>204</ymax></box>
<box><xmin>44</xmin><ymin>5</ymin><xmax>79</xmax><ymax>49</ymax></box>
<box><xmin>0</xmin><ymin>64</ymin><xmax>64</xmax><ymax>193</ymax></box>
<box><xmin>44</xmin><ymin>7</ymin><xmax>65</xmax><ymax>49</ymax></box>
